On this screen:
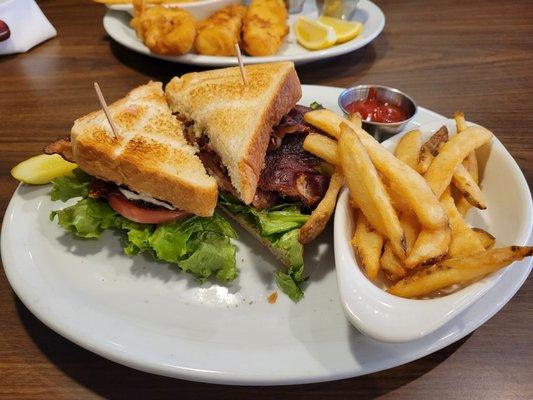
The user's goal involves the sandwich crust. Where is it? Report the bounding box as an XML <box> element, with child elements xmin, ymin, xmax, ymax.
<box><xmin>71</xmin><ymin>81</ymin><xmax>218</xmax><ymax>216</ymax></box>
<box><xmin>165</xmin><ymin>62</ymin><xmax>301</xmax><ymax>204</ymax></box>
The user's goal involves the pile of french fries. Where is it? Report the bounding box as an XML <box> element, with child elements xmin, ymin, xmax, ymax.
<box><xmin>301</xmin><ymin>109</ymin><xmax>532</xmax><ymax>298</ymax></box>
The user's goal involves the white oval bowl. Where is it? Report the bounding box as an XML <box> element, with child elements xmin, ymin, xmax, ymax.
<box><xmin>108</xmin><ymin>0</ymin><xmax>241</xmax><ymax>20</ymax></box>
<box><xmin>334</xmin><ymin>119</ymin><xmax>533</xmax><ymax>343</ymax></box>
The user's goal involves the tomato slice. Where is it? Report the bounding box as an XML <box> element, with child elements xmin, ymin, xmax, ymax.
<box><xmin>107</xmin><ymin>194</ymin><xmax>189</xmax><ymax>224</ymax></box>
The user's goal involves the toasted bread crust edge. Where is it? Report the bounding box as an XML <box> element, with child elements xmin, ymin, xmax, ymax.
<box><xmin>71</xmin><ymin>83</ymin><xmax>218</xmax><ymax>217</ymax></box>
<box><xmin>73</xmin><ymin>138</ymin><xmax>218</xmax><ymax>217</ymax></box>
<box><xmin>238</xmin><ymin>66</ymin><xmax>302</xmax><ymax>204</ymax></box>
<box><xmin>219</xmin><ymin>205</ymin><xmax>293</xmax><ymax>268</ymax></box>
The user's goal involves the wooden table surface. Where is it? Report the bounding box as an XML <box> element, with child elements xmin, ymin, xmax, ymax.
<box><xmin>1</xmin><ymin>0</ymin><xmax>532</xmax><ymax>398</ymax></box>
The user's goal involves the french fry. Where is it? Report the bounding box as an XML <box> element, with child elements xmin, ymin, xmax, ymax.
<box><xmin>348</xmin><ymin>113</ymin><xmax>362</xmax><ymax>129</ymax></box>
<box><xmin>299</xmin><ymin>171</ymin><xmax>344</xmax><ymax>244</ymax></box>
<box><xmin>303</xmin><ymin>133</ymin><xmax>339</xmax><ymax>166</ymax></box>
<box><xmin>424</xmin><ymin>126</ymin><xmax>492</xmax><ymax>198</ymax></box>
<box><xmin>472</xmin><ymin>228</ymin><xmax>496</xmax><ymax>250</ymax></box>
<box><xmin>339</xmin><ymin>124</ymin><xmax>407</xmax><ymax>259</ymax></box>
<box><xmin>456</xmin><ymin>199</ymin><xmax>470</xmax><ymax>217</ymax></box>
<box><xmin>400</xmin><ymin>210</ymin><xmax>420</xmax><ymax>253</ymax></box>
<box><xmin>454</xmin><ymin>111</ymin><xmax>480</xmax><ymax>215</ymax></box>
<box><xmin>456</xmin><ymin>197</ymin><xmax>472</xmax><ymax>216</ymax></box>
<box><xmin>352</xmin><ymin>210</ymin><xmax>384</xmax><ymax>279</ymax></box>
<box><xmin>405</xmin><ymin>227</ymin><xmax>451</xmax><ymax>268</ymax></box>
<box><xmin>380</xmin><ymin>241</ymin><xmax>406</xmax><ymax>281</ymax></box>
<box><xmin>305</xmin><ymin>109</ymin><xmax>448</xmax><ymax>231</ymax></box>
<box><xmin>388</xmin><ymin>131</ymin><xmax>425</xmax><ymax>215</ymax></box>
<box><xmin>304</xmin><ymin>109</ymin><xmax>344</xmax><ymax>139</ymax></box>
<box><xmin>415</xmin><ymin>125</ymin><xmax>485</xmax><ymax>209</ymax></box>
<box><xmin>417</xmin><ymin>126</ymin><xmax>448</xmax><ymax>174</ymax></box>
<box><xmin>386</xmin><ymin>182</ymin><xmax>411</xmax><ymax>214</ymax></box>
<box><xmin>394</xmin><ymin>129</ymin><xmax>421</xmax><ymax>169</ymax></box>
<box><xmin>440</xmin><ymin>188</ymin><xmax>484</xmax><ymax>257</ymax></box>
<box><xmin>454</xmin><ymin>111</ymin><xmax>468</xmax><ymax>132</ymax></box>
<box><xmin>451</xmin><ymin>163</ymin><xmax>487</xmax><ymax>209</ymax></box>
<box><xmin>461</xmin><ymin>144</ymin><xmax>479</xmax><ymax>183</ymax></box>
<box><xmin>380</xmin><ymin>210</ymin><xmax>419</xmax><ymax>277</ymax></box>
<box><xmin>337</xmin><ymin>135</ymin><xmax>382</xmax><ymax>234</ymax></box>
<box><xmin>389</xmin><ymin>246</ymin><xmax>533</xmax><ymax>298</ymax></box>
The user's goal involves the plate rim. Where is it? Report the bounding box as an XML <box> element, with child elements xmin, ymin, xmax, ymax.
<box><xmin>1</xmin><ymin>85</ymin><xmax>532</xmax><ymax>385</ymax></box>
<box><xmin>102</xmin><ymin>0</ymin><xmax>386</xmax><ymax>66</ymax></box>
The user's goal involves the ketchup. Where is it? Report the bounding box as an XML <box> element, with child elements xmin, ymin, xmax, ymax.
<box><xmin>345</xmin><ymin>88</ymin><xmax>408</xmax><ymax>123</ymax></box>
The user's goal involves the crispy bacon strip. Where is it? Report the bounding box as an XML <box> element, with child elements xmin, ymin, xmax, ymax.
<box><xmin>269</xmin><ymin>105</ymin><xmax>317</xmax><ymax>150</ymax></box>
<box><xmin>259</xmin><ymin>134</ymin><xmax>329</xmax><ymax>209</ymax></box>
<box><xmin>188</xmin><ymin>105</ymin><xmax>331</xmax><ymax>210</ymax></box>
<box><xmin>252</xmin><ymin>189</ymin><xmax>279</xmax><ymax>209</ymax></box>
<box><xmin>44</xmin><ymin>137</ymin><xmax>74</xmax><ymax>162</ymax></box>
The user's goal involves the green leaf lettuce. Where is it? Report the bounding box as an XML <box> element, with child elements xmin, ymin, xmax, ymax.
<box><xmin>50</xmin><ymin>174</ymin><xmax>238</xmax><ymax>283</ymax></box>
<box><xmin>50</xmin><ymin>168</ymin><xmax>92</xmax><ymax>201</ymax></box>
<box><xmin>219</xmin><ymin>193</ymin><xmax>308</xmax><ymax>301</ymax></box>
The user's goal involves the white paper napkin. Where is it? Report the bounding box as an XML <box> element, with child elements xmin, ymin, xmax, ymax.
<box><xmin>0</xmin><ymin>0</ymin><xmax>57</xmax><ymax>55</ymax></box>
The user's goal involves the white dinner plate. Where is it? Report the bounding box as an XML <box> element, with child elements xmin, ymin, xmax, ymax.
<box><xmin>1</xmin><ymin>85</ymin><xmax>531</xmax><ymax>385</ymax></box>
<box><xmin>102</xmin><ymin>0</ymin><xmax>385</xmax><ymax>66</ymax></box>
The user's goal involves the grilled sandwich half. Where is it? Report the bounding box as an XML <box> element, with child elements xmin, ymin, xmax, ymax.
<box><xmin>165</xmin><ymin>63</ymin><xmax>335</xmax><ymax>300</ymax></box>
<box><xmin>47</xmin><ymin>81</ymin><xmax>239</xmax><ymax>283</ymax></box>
<box><xmin>165</xmin><ymin>61</ymin><xmax>301</xmax><ymax>205</ymax></box>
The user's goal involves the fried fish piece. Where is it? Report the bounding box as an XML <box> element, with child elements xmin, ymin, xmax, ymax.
<box><xmin>242</xmin><ymin>0</ymin><xmax>288</xmax><ymax>56</ymax></box>
<box><xmin>194</xmin><ymin>5</ymin><xmax>247</xmax><ymax>56</ymax></box>
<box><xmin>130</xmin><ymin>5</ymin><xmax>196</xmax><ymax>55</ymax></box>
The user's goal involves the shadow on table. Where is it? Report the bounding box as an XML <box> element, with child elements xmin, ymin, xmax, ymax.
<box><xmin>297</xmin><ymin>42</ymin><xmax>379</xmax><ymax>85</ymax></box>
<box><xmin>14</xmin><ymin>294</ymin><xmax>468</xmax><ymax>400</ymax></box>
<box><xmin>107</xmin><ymin>37</ymin><xmax>212</xmax><ymax>82</ymax></box>
<box><xmin>105</xmin><ymin>35</ymin><xmax>382</xmax><ymax>86</ymax></box>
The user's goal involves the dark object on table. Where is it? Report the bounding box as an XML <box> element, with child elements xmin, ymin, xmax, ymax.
<box><xmin>0</xmin><ymin>20</ymin><xmax>10</xmax><ymax>42</ymax></box>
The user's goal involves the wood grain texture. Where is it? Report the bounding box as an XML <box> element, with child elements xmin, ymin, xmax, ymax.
<box><xmin>0</xmin><ymin>0</ymin><xmax>532</xmax><ymax>398</ymax></box>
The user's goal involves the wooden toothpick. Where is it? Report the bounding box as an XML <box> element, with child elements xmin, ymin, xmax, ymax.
<box><xmin>93</xmin><ymin>82</ymin><xmax>119</xmax><ymax>139</ymax></box>
<box><xmin>234</xmin><ymin>43</ymin><xmax>247</xmax><ymax>86</ymax></box>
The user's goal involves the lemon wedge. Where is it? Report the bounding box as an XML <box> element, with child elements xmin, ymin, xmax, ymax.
<box><xmin>11</xmin><ymin>154</ymin><xmax>77</xmax><ymax>185</ymax></box>
<box><xmin>295</xmin><ymin>16</ymin><xmax>337</xmax><ymax>50</ymax></box>
<box><xmin>318</xmin><ymin>16</ymin><xmax>363</xmax><ymax>44</ymax></box>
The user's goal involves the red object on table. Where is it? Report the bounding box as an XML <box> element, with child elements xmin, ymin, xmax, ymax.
<box><xmin>345</xmin><ymin>87</ymin><xmax>408</xmax><ymax>123</ymax></box>
<box><xmin>0</xmin><ymin>20</ymin><xmax>10</xmax><ymax>42</ymax></box>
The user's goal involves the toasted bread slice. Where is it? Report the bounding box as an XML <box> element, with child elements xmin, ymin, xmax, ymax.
<box><xmin>71</xmin><ymin>81</ymin><xmax>218</xmax><ymax>217</ymax></box>
<box><xmin>165</xmin><ymin>62</ymin><xmax>301</xmax><ymax>204</ymax></box>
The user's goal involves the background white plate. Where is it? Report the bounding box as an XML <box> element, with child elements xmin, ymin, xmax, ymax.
<box><xmin>102</xmin><ymin>0</ymin><xmax>385</xmax><ymax>66</ymax></box>
<box><xmin>1</xmin><ymin>85</ymin><xmax>531</xmax><ymax>385</ymax></box>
